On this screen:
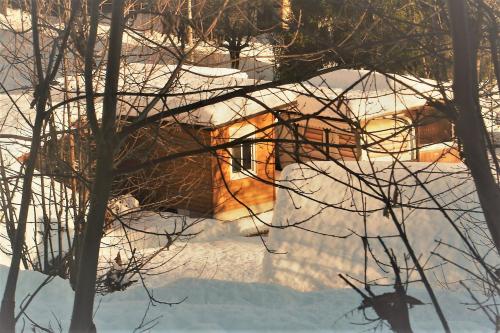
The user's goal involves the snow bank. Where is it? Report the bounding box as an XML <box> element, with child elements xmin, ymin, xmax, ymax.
<box><xmin>0</xmin><ymin>155</ymin><xmax>76</xmax><ymax>268</ymax></box>
<box><xmin>99</xmin><ymin>211</ymin><xmax>270</xmax><ymax>285</ymax></box>
<box><xmin>101</xmin><ymin>212</ymin><xmax>233</xmax><ymax>251</ymax></box>
<box><xmin>264</xmin><ymin>161</ymin><xmax>483</xmax><ymax>291</ymax></box>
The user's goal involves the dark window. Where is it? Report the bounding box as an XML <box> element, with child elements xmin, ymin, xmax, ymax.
<box><xmin>232</xmin><ymin>142</ymin><xmax>254</xmax><ymax>173</ymax></box>
<box><xmin>417</xmin><ymin>119</ymin><xmax>453</xmax><ymax>146</ymax></box>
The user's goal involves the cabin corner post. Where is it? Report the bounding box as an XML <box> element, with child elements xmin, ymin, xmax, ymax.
<box><xmin>354</xmin><ymin>125</ymin><xmax>362</xmax><ymax>161</ymax></box>
<box><xmin>324</xmin><ymin>128</ymin><xmax>331</xmax><ymax>158</ymax></box>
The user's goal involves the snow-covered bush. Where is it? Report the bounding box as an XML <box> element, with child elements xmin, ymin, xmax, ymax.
<box><xmin>99</xmin><ymin>252</ymin><xmax>136</xmax><ymax>293</ymax></box>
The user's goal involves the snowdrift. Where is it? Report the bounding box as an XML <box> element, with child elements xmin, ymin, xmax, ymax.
<box><xmin>264</xmin><ymin>161</ymin><xmax>484</xmax><ymax>291</ymax></box>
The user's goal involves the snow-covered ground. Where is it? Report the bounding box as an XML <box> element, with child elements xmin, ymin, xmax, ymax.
<box><xmin>0</xmin><ymin>147</ymin><xmax>493</xmax><ymax>331</ymax></box>
<box><xmin>0</xmin><ymin>229</ymin><xmax>491</xmax><ymax>332</ymax></box>
<box><xmin>0</xmin><ymin>262</ymin><xmax>490</xmax><ymax>332</ymax></box>
<box><xmin>0</xmin><ymin>197</ymin><xmax>492</xmax><ymax>332</ymax></box>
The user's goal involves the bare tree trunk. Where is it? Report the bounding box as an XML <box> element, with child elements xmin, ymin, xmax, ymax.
<box><xmin>0</xmin><ymin>0</ymin><xmax>7</xmax><ymax>15</ymax></box>
<box><xmin>447</xmin><ymin>0</ymin><xmax>500</xmax><ymax>253</ymax></box>
<box><xmin>0</xmin><ymin>0</ymin><xmax>49</xmax><ymax>329</ymax></box>
<box><xmin>229</xmin><ymin>49</ymin><xmax>240</xmax><ymax>69</ymax></box>
<box><xmin>68</xmin><ymin>0</ymin><xmax>124</xmax><ymax>331</ymax></box>
<box><xmin>68</xmin><ymin>148</ymin><xmax>114</xmax><ymax>332</ymax></box>
<box><xmin>186</xmin><ymin>0</ymin><xmax>193</xmax><ymax>46</ymax></box>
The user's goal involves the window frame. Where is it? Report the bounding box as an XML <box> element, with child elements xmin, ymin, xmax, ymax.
<box><xmin>229</xmin><ymin>124</ymin><xmax>257</xmax><ymax>180</ymax></box>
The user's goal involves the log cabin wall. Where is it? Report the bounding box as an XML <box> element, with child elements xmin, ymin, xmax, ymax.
<box><xmin>407</xmin><ymin>107</ymin><xmax>454</xmax><ymax>148</ymax></box>
<box><xmin>418</xmin><ymin>146</ymin><xmax>461</xmax><ymax>163</ymax></box>
<box><xmin>116</xmin><ymin>123</ymin><xmax>214</xmax><ymax>216</ymax></box>
<box><xmin>406</xmin><ymin>106</ymin><xmax>460</xmax><ymax>163</ymax></box>
<box><xmin>276</xmin><ymin>112</ymin><xmax>359</xmax><ymax>169</ymax></box>
<box><xmin>211</xmin><ymin>113</ymin><xmax>276</xmax><ymax>220</ymax></box>
<box><xmin>359</xmin><ymin>106</ymin><xmax>460</xmax><ymax>163</ymax></box>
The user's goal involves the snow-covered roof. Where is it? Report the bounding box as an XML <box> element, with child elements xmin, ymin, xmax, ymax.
<box><xmin>290</xmin><ymin>69</ymin><xmax>449</xmax><ymax>121</ymax></box>
<box><xmin>59</xmin><ymin>62</ymin><xmax>297</xmax><ymax>127</ymax></box>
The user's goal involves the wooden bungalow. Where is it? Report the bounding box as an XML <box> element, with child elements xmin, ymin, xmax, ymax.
<box><xmin>303</xmin><ymin>69</ymin><xmax>460</xmax><ymax>163</ymax></box>
<box><xmin>114</xmin><ymin>80</ymin><xmax>359</xmax><ymax>220</ymax></box>
<box><xmin>360</xmin><ymin>105</ymin><xmax>459</xmax><ymax>163</ymax></box>
<box><xmin>38</xmin><ymin>65</ymin><xmax>461</xmax><ymax>222</ymax></box>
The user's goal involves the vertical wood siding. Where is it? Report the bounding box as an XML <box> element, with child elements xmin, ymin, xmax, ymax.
<box><xmin>212</xmin><ymin>113</ymin><xmax>276</xmax><ymax>219</ymax></box>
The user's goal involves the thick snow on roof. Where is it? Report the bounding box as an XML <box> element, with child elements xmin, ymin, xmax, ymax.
<box><xmin>299</xmin><ymin>69</ymin><xmax>448</xmax><ymax>120</ymax></box>
<box><xmin>60</xmin><ymin>62</ymin><xmax>297</xmax><ymax>127</ymax></box>
<box><xmin>265</xmin><ymin>161</ymin><xmax>485</xmax><ymax>291</ymax></box>
<box><xmin>171</xmin><ymin>86</ymin><xmax>296</xmax><ymax>127</ymax></box>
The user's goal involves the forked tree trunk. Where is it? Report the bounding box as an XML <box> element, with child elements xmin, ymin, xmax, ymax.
<box><xmin>68</xmin><ymin>0</ymin><xmax>124</xmax><ymax>331</ymax></box>
<box><xmin>229</xmin><ymin>49</ymin><xmax>241</xmax><ymax>69</ymax></box>
<box><xmin>447</xmin><ymin>0</ymin><xmax>500</xmax><ymax>253</ymax></box>
<box><xmin>68</xmin><ymin>147</ymin><xmax>114</xmax><ymax>332</ymax></box>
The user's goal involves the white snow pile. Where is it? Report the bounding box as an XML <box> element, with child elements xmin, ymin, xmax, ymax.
<box><xmin>97</xmin><ymin>210</ymin><xmax>271</xmax><ymax>287</ymax></box>
<box><xmin>0</xmin><ymin>152</ymin><xmax>75</xmax><ymax>268</ymax></box>
<box><xmin>264</xmin><ymin>161</ymin><xmax>485</xmax><ymax>291</ymax></box>
<box><xmin>0</xmin><ymin>92</ymin><xmax>76</xmax><ymax>268</ymax></box>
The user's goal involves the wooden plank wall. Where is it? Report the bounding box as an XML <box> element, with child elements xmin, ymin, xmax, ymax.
<box><xmin>211</xmin><ymin>113</ymin><xmax>276</xmax><ymax>219</ymax></box>
<box><xmin>407</xmin><ymin>106</ymin><xmax>459</xmax><ymax>163</ymax></box>
<box><xmin>418</xmin><ymin>147</ymin><xmax>461</xmax><ymax>163</ymax></box>
<box><xmin>116</xmin><ymin>123</ymin><xmax>214</xmax><ymax>216</ymax></box>
<box><xmin>363</xmin><ymin>117</ymin><xmax>413</xmax><ymax>159</ymax></box>
<box><xmin>276</xmin><ymin>113</ymin><xmax>358</xmax><ymax>169</ymax></box>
